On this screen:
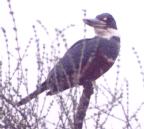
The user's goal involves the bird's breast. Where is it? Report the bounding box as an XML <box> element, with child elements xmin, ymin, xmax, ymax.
<box><xmin>79</xmin><ymin>37</ymin><xmax>120</xmax><ymax>82</ymax></box>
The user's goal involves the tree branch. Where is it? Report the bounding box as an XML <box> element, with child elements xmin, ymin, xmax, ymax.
<box><xmin>74</xmin><ymin>81</ymin><xmax>94</xmax><ymax>129</ymax></box>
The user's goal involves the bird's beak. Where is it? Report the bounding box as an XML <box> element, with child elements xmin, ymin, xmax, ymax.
<box><xmin>83</xmin><ymin>18</ymin><xmax>106</xmax><ymax>28</ymax></box>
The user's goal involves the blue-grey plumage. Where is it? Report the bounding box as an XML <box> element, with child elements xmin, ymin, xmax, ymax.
<box><xmin>17</xmin><ymin>13</ymin><xmax>120</xmax><ymax>106</ymax></box>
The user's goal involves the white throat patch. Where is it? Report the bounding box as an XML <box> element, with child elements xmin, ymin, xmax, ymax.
<box><xmin>94</xmin><ymin>28</ymin><xmax>120</xmax><ymax>40</ymax></box>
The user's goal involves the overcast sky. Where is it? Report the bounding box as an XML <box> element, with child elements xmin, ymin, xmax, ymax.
<box><xmin>1</xmin><ymin>0</ymin><xmax>144</xmax><ymax>128</ymax></box>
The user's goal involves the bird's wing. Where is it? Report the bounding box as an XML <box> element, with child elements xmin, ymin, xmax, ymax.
<box><xmin>46</xmin><ymin>37</ymin><xmax>101</xmax><ymax>95</ymax></box>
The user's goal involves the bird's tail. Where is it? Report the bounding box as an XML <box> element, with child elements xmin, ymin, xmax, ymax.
<box><xmin>16</xmin><ymin>81</ymin><xmax>48</xmax><ymax>106</ymax></box>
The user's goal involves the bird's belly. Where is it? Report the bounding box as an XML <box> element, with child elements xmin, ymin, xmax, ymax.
<box><xmin>79</xmin><ymin>57</ymin><xmax>114</xmax><ymax>83</ymax></box>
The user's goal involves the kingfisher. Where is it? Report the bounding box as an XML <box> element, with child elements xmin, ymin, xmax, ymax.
<box><xmin>17</xmin><ymin>13</ymin><xmax>120</xmax><ymax>106</ymax></box>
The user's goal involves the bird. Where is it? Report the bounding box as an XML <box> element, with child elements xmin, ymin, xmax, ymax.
<box><xmin>17</xmin><ymin>13</ymin><xmax>120</xmax><ymax>106</ymax></box>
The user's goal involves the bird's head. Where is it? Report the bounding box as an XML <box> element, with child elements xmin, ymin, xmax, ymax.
<box><xmin>83</xmin><ymin>13</ymin><xmax>119</xmax><ymax>39</ymax></box>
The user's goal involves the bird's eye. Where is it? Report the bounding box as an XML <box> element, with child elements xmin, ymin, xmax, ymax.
<box><xmin>103</xmin><ymin>17</ymin><xmax>107</xmax><ymax>21</ymax></box>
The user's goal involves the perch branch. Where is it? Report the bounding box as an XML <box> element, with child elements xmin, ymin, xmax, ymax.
<box><xmin>74</xmin><ymin>81</ymin><xmax>94</xmax><ymax>129</ymax></box>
